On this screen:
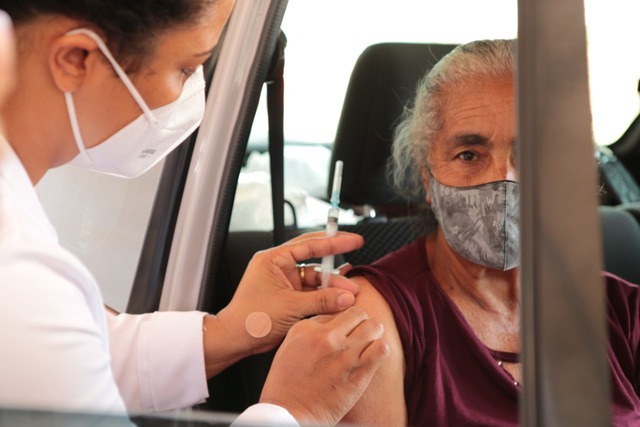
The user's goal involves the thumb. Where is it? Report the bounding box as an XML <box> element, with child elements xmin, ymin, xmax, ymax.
<box><xmin>296</xmin><ymin>288</ymin><xmax>356</xmax><ymax>317</ymax></box>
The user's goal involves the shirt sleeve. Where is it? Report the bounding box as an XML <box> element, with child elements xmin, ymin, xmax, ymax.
<box><xmin>0</xmin><ymin>249</ymin><xmax>127</xmax><ymax>414</ymax></box>
<box><xmin>107</xmin><ymin>310</ymin><xmax>209</xmax><ymax>412</ymax></box>
<box><xmin>233</xmin><ymin>404</ymin><xmax>299</xmax><ymax>426</ymax></box>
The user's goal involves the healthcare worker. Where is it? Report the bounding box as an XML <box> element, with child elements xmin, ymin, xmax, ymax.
<box><xmin>0</xmin><ymin>2</ymin><xmax>389</xmax><ymax>425</ymax></box>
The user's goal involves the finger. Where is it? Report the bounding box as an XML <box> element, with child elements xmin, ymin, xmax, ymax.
<box><xmin>337</xmin><ymin>262</ymin><xmax>353</xmax><ymax>275</ymax></box>
<box><xmin>303</xmin><ymin>313</ymin><xmax>334</xmax><ymax>324</ymax></box>
<box><xmin>353</xmin><ymin>338</ymin><xmax>390</xmax><ymax>380</ymax></box>
<box><xmin>274</xmin><ymin>234</ymin><xmax>364</xmax><ymax>290</ymax></box>
<box><xmin>294</xmin><ymin>264</ymin><xmax>360</xmax><ymax>295</ymax></box>
<box><xmin>329</xmin><ymin>274</ymin><xmax>359</xmax><ymax>295</ymax></box>
<box><xmin>325</xmin><ymin>306</ymin><xmax>372</xmax><ymax>336</ymax></box>
<box><xmin>284</xmin><ymin>230</ymin><xmax>363</xmax><ymax>245</ymax></box>
<box><xmin>344</xmin><ymin>317</ymin><xmax>385</xmax><ymax>351</ymax></box>
<box><xmin>319</xmin><ymin>272</ymin><xmax>360</xmax><ymax>295</ymax></box>
<box><xmin>294</xmin><ymin>263</ymin><xmax>321</xmax><ymax>289</ymax></box>
<box><xmin>274</xmin><ymin>233</ymin><xmax>364</xmax><ymax>270</ymax></box>
<box><xmin>293</xmin><ymin>287</ymin><xmax>357</xmax><ymax>317</ymax></box>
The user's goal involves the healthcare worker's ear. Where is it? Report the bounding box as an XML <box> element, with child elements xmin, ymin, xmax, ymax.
<box><xmin>48</xmin><ymin>30</ymin><xmax>102</xmax><ymax>93</ymax></box>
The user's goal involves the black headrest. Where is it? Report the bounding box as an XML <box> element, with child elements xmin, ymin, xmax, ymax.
<box><xmin>329</xmin><ymin>43</ymin><xmax>457</xmax><ymax>207</ymax></box>
<box><xmin>599</xmin><ymin>204</ymin><xmax>640</xmax><ymax>285</ymax></box>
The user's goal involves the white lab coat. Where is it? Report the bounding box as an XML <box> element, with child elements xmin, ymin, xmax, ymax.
<box><xmin>0</xmin><ymin>136</ymin><xmax>296</xmax><ymax>425</ymax></box>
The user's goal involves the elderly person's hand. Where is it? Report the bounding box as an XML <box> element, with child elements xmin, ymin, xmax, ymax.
<box><xmin>0</xmin><ymin>11</ymin><xmax>16</xmax><ymax>114</ymax></box>
<box><xmin>202</xmin><ymin>231</ymin><xmax>364</xmax><ymax>377</ymax></box>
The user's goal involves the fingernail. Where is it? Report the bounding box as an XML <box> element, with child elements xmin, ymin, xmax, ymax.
<box><xmin>337</xmin><ymin>262</ymin><xmax>351</xmax><ymax>270</ymax></box>
<box><xmin>337</xmin><ymin>292</ymin><xmax>355</xmax><ymax>309</ymax></box>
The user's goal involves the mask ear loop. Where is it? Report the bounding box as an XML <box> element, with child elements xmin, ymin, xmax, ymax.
<box><xmin>65</xmin><ymin>28</ymin><xmax>158</xmax><ymax>127</ymax></box>
<box><xmin>64</xmin><ymin>91</ymin><xmax>92</xmax><ymax>162</ymax></box>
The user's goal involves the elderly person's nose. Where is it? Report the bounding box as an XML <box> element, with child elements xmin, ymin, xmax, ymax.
<box><xmin>494</xmin><ymin>157</ymin><xmax>518</xmax><ymax>182</ymax></box>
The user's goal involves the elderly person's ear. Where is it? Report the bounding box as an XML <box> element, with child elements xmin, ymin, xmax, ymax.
<box><xmin>421</xmin><ymin>169</ymin><xmax>432</xmax><ymax>205</ymax></box>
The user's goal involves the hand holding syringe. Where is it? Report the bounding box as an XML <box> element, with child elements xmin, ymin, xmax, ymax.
<box><xmin>315</xmin><ymin>160</ymin><xmax>343</xmax><ymax>288</ymax></box>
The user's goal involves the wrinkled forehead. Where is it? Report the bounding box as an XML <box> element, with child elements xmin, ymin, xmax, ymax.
<box><xmin>439</xmin><ymin>74</ymin><xmax>514</xmax><ymax>110</ymax></box>
<box><xmin>435</xmin><ymin>76</ymin><xmax>515</xmax><ymax>140</ymax></box>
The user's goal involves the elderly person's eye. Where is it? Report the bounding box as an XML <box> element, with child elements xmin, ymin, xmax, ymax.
<box><xmin>457</xmin><ymin>151</ymin><xmax>477</xmax><ymax>161</ymax></box>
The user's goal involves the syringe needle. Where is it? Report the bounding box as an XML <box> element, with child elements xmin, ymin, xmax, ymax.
<box><xmin>318</xmin><ymin>160</ymin><xmax>343</xmax><ymax>289</ymax></box>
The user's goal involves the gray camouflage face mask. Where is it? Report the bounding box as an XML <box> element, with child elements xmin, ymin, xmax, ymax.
<box><xmin>428</xmin><ymin>175</ymin><xmax>520</xmax><ymax>270</ymax></box>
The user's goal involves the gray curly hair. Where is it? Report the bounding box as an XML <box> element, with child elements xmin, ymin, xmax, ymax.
<box><xmin>390</xmin><ymin>39</ymin><xmax>515</xmax><ymax>203</ymax></box>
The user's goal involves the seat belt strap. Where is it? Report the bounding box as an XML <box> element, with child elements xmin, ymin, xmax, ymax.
<box><xmin>267</xmin><ymin>32</ymin><xmax>287</xmax><ymax>246</ymax></box>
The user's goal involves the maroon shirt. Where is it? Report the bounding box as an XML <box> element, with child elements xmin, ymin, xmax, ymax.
<box><xmin>348</xmin><ymin>237</ymin><xmax>640</xmax><ymax>426</ymax></box>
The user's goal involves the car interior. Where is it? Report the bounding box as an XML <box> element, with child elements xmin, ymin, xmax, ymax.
<box><xmin>200</xmin><ymin>37</ymin><xmax>640</xmax><ymax>412</ymax></box>
<box><xmin>30</xmin><ymin>0</ymin><xmax>640</xmax><ymax>420</ymax></box>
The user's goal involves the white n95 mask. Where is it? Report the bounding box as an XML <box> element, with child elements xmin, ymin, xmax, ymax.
<box><xmin>65</xmin><ymin>28</ymin><xmax>206</xmax><ymax>178</ymax></box>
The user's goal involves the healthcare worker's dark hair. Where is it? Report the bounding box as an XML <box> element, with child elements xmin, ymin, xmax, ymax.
<box><xmin>0</xmin><ymin>0</ymin><xmax>219</xmax><ymax>71</ymax></box>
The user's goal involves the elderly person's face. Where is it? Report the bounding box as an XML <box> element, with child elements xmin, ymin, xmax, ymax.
<box><xmin>422</xmin><ymin>74</ymin><xmax>520</xmax><ymax>271</ymax></box>
<box><xmin>427</xmin><ymin>76</ymin><xmax>516</xmax><ymax>190</ymax></box>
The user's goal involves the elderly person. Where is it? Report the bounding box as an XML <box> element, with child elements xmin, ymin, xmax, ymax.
<box><xmin>0</xmin><ymin>2</ymin><xmax>388</xmax><ymax>425</ymax></box>
<box><xmin>341</xmin><ymin>39</ymin><xmax>640</xmax><ymax>426</ymax></box>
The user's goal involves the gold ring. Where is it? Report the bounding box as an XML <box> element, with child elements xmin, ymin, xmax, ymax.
<box><xmin>298</xmin><ymin>263</ymin><xmax>306</xmax><ymax>282</ymax></box>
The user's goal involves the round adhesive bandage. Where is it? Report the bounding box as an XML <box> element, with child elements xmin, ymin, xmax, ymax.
<box><xmin>245</xmin><ymin>312</ymin><xmax>272</xmax><ymax>338</ymax></box>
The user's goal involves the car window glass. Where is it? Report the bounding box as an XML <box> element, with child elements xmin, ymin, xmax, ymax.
<box><xmin>231</xmin><ymin>0</ymin><xmax>640</xmax><ymax>233</ymax></box>
<box><xmin>232</xmin><ymin>0</ymin><xmax>518</xmax><ymax>232</ymax></box>
<box><xmin>37</xmin><ymin>162</ymin><xmax>164</xmax><ymax>312</ymax></box>
<box><xmin>585</xmin><ymin>0</ymin><xmax>640</xmax><ymax>145</ymax></box>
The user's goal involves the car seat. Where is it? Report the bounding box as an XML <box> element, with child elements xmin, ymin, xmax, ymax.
<box><xmin>599</xmin><ymin>204</ymin><xmax>640</xmax><ymax>284</ymax></box>
<box><xmin>330</xmin><ymin>42</ymin><xmax>456</xmax><ymax>266</ymax></box>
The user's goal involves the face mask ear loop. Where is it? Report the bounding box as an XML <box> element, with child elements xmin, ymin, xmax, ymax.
<box><xmin>65</xmin><ymin>92</ymin><xmax>92</xmax><ymax>162</ymax></box>
<box><xmin>500</xmin><ymin>181</ymin><xmax>509</xmax><ymax>271</ymax></box>
<box><xmin>65</xmin><ymin>28</ymin><xmax>158</xmax><ymax>127</ymax></box>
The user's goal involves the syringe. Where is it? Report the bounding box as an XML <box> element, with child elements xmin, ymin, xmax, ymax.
<box><xmin>317</xmin><ymin>160</ymin><xmax>343</xmax><ymax>289</ymax></box>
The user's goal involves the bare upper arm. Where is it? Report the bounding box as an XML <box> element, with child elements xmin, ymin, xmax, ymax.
<box><xmin>341</xmin><ymin>275</ymin><xmax>407</xmax><ymax>426</ymax></box>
